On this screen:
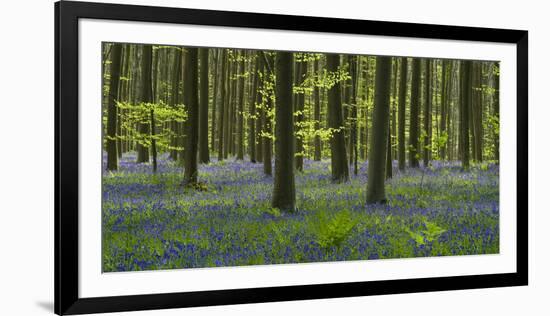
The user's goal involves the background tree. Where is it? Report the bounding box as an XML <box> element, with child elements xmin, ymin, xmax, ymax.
<box><xmin>313</xmin><ymin>58</ymin><xmax>322</xmax><ymax>161</ymax></box>
<box><xmin>236</xmin><ymin>50</ymin><xmax>245</xmax><ymax>160</ymax></box>
<box><xmin>423</xmin><ymin>59</ymin><xmax>432</xmax><ymax>166</ymax></box>
<box><xmin>398</xmin><ymin>57</ymin><xmax>408</xmax><ymax>170</ymax></box>
<box><xmin>409</xmin><ymin>58</ymin><xmax>421</xmax><ymax>168</ymax></box>
<box><xmin>262</xmin><ymin>53</ymin><xmax>274</xmax><ymax>176</ymax></box>
<box><xmin>272</xmin><ymin>51</ymin><xmax>295</xmax><ymax>211</ymax></box>
<box><xmin>294</xmin><ymin>57</ymin><xmax>307</xmax><ymax>171</ymax></box>
<box><xmin>460</xmin><ymin>60</ymin><xmax>472</xmax><ymax>169</ymax></box>
<box><xmin>217</xmin><ymin>50</ymin><xmax>227</xmax><ymax>161</ymax></box>
<box><xmin>169</xmin><ymin>47</ymin><xmax>182</xmax><ymax>161</ymax></box>
<box><xmin>248</xmin><ymin>55</ymin><xmax>259</xmax><ymax>163</ymax></box>
<box><xmin>326</xmin><ymin>53</ymin><xmax>349</xmax><ymax>183</ymax></box>
<box><xmin>136</xmin><ymin>45</ymin><xmax>152</xmax><ymax>163</ymax></box>
<box><xmin>349</xmin><ymin>55</ymin><xmax>359</xmax><ymax>175</ymax></box>
<box><xmin>183</xmin><ymin>47</ymin><xmax>199</xmax><ymax>185</ymax></box>
<box><xmin>198</xmin><ymin>48</ymin><xmax>210</xmax><ymax>163</ymax></box>
<box><xmin>367</xmin><ymin>56</ymin><xmax>392</xmax><ymax>204</ymax></box>
<box><xmin>106</xmin><ymin>44</ymin><xmax>122</xmax><ymax>171</ymax></box>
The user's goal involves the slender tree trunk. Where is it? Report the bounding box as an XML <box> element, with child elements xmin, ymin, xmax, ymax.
<box><xmin>460</xmin><ymin>60</ymin><xmax>472</xmax><ymax>169</ymax></box>
<box><xmin>313</xmin><ymin>58</ymin><xmax>322</xmax><ymax>161</ymax></box>
<box><xmin>295</xmin><ymin>59</ymin><xmax>306</xmax><ymax>171</ymax></box>
<box><xmin>248</xmin><ymin>56</ymin><xmax>259</xmax><ymax>162</ymax></box>
<box><xmin>263</xmin><ymin>54</ymin><xmax>273</xmax><ymax>176</ymax></box>
<box><xmin>366</xmin><ymin>56</ymin><xmax>392</xmax><ymax>204</ymax></box>
<box><xmin>236</xmin><ymin>51</ymin><xmax>245</xmax><ymax>160</ymax></box>
<box><xmin>349</xmin><ymin>55</ymin><xmax>359</xmax><ymax>175</ymax></box>
<box><xmin>137</xmin><ymin>45</ymin><xmax>152</xmax><ymax>164</ymax></box>
<box><xmin>217</xmin><ymin>50</ymin><xmax>227</xmax><ymax>161</ymax></box>
<box><xmin>150</xmin><ymin>48</ymin><xmax>158</xmax><ymax>172</ymax></box>
<box><xmin>183</xmin><ymin>47</ymin><xmax>199</xmax><ymax>184</ymax></box>
<box><xmin>423</xmin><ymin>59</ymin><xmax>432</xmax><ymax>167</ymax></box>
<box><xmin>255</xmin><ymin>54</ymin><xmax>265</xmax><ymax>163</ymax></box>
<box><xmin>326</xmin><ymin>54</ymin><xmax>349</xmax><ymax>183</ymax></box>
<box><xmin>223</xmin><ymin>56</ymin><xmax>233</xmax><ymax>159</ymax></box>
<box><xmin>364</xmin><ymin>57</ymin><xmax>371</xmax><ymax>161</ymax></box>
<box><xmin>440</xmin><ymin>60</ymin><xmax>449</xmax><ymax>160</ymax></box>
<box><xmin>106</xmin><ymin>43</ymin><xmax>122</xmax><ymax>171</ymax></box>
<box><xmin>169</xmin><ymin>48</ymin><xmax>182</xmax><ymax>161</ymax></box>
<box><xmin>386</xmin><ymin>58</ymin><xmax>397</xmax><ymax>178</ymax></box>
<box><xmin>198</xmin><ymin>48</ymin><xmax>210</xmax><ymax>163</ymax></box>
<box><xmin>409</xmin><ymin>58</ymin><xmax>421</xmax><ymax>168</ymax></box>
<box><xmin>272</xmin><ymin>51</ymin><xmax>295</xmax><ymax>211</ymax></box>
<box><xmin>211</xmin><ymin>50</ymin><xmax>219</xmax><ymax>153</ymax></box>
<box><xmin>398</xmin><ymin>57</ymin><xmax>408</xmax><ymax>170</ymax></box>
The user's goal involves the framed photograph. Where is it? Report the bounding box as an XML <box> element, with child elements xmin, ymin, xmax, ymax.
<box><xmin>55</xmin><ymin>0</ymin><xmax>528</xmax><ymax>314</ymax></box>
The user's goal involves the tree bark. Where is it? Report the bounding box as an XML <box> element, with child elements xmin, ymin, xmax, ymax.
<box><xmin>460</xmin><ymin>60</ymin><xmax>472</xmax><ymax>169</ymax></box>
<box><xmin>313</xmin><ymin>58</ymin><xmax>322</xmax><ymax>161</ymax></box>
<box><xmin>236</xmin><ymin>51</ymin><xmax>245</xmax><ymax>160</ymax></box>
<box><xmin>169</xmin><ymin>48</ymin><xmax>182</xmax><ymax>161</ymax></box>
<box><xmin>295</xmin><ymin>58</ymin><xmax>307</xmax><ymax>171</ymax></box>
<box><xmin>366</xmin><ymin>56</ymin><xmax>392</xmax><ymax>204</ymax></box>
<box><xmin>248</xmin><ymin>55</ymin><xmax>259</xmax><ymax>162</ymax></box>
<box><xmin>106</xmin><ymin>43</ymin><xmax>122</xmax><ymax>171</ymax></box>
<box><xmin>409</xmin><ymin>58</ymin><xmax>421</xmax><ymax>168</ymax></box>
<box><xmin>272</xmin><ymin>51</ymin><xmax>295</xmax><ymax>211</ymax></box>
<box><xmin>398</xmin><ymin>57</ymin><xmax>408</xmax><ymax>170</ymax></box>
<box><xmin>183</xmin><ymin>47</ymin><xmax>199</xmax><ymax>184</ymax></box>
<box><xmin>326</xmin><ymin>54</ymin><xmax>349</xmax><ymax>183</ymax></box>
<box><xmin>198</xmin><ymin>48</ymin><xmax>210</xmax><ymax>163</ymax></box>
<box><xmin>136</xmin><ymin>45</ymin><xmax>152</xmax><ymax>164</ymax></box>
<box><xmin>217</xmin><ymin>50</ymin><xmax>227</xmax><ymax>161</ymax></box>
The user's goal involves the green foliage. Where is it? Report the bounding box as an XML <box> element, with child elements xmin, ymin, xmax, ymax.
<box><xmin>109</xmin><ymin>100</ymin><xmax>187</xmax><ymax>152</ymax></box>
<box><xmin>405</xmin><ymin>218</ymin><xmax>447</xmax><ymax>246</ymax></box>
<box><xmin>313</xmin><ymin>210</ymin><xmax>358</xmax><ymax>250</ymax></box>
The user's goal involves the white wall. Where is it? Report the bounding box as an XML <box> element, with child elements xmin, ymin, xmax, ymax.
<box><xmin>0</xmin><ymin>0</ymin><xmax>545</xmax><ymax>315</ymax></box>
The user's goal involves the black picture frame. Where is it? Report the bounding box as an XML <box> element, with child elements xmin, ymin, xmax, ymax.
<box><xmin>55</xmin><ymin>1</ymin><xmax>528</xmax><ymax>314</ymax></box>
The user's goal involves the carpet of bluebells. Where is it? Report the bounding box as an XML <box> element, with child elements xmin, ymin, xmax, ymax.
<box><xmin>102</xmin><ymin>152</ymin><xmax>499</xmax><ymax>272</ymax></box>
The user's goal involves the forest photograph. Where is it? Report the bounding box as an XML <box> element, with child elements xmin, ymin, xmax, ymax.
<box><xmin>101</xmin><ymin>42</ymin><xmax>500</xmax><ymax>272</ymax></box>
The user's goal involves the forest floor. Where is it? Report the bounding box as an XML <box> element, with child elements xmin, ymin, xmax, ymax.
<box><xmin>102</xmin><ymin>153</ymin><xmax>499</xmax><ymax>272</ymax></box>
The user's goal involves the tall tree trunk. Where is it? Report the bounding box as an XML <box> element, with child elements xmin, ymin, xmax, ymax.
<box><xmin>255</xmin><ymin>54</ymin><xmax>265</xmax><ymax>163</ymax></box>
<box><xmin>313</xmin><ymin>58</ymin><xmax>322</xmax><ymax>161</ymax></box>
<box><xmin>272</xmin><ymin>51</ymin><xmax>295</xmax><ymax>211</ymax></box>
<box><xmin>217</xmin><ymin>50</ymin><xmax>227</xmax><ymax>161</ymax></box>
<box><xmin>366</xmin><ymin>56</ymin><xmax>392</xmax><ymax>204</ymax></box>
<box><xmin>349</xmin><ymin>55</ymin><xmax>359</xmax><ymax>175</ymax></box>
<box><xmin>150</xmin><ymin>48</ymin><xmax>158</xmax><ymax>172</ymax></box>
<box><xmin>460</xmin><ymin>60</ymin><xmax>472</xmax><ymax>169</ymax></box>
<box><xmin>439</xmin><ymin>60</ymin><xmax>449</xmax><ymax>160</ymax></box>
<box><xmin>295</xmin><ymin>58</ymin><xmax>307</xmax><ymax>171</ymax></box>
<box><xmin>169</xmin><ymin>48</ymin><xmax>182</xmax><ymax>161</ymax></box>
<box><xmin>364</xmin><ymin>57</ymin><xmax>371</xmax><ymax>161</ymax></box>
<box><xmin>198</xmin><ymin>48</ymin><xmax>210</xmax><ymax>163</ymax></box>
<box><xmin>474</xmin><ymin>62</ymin><xmax>483</xmax><ymax>162</ymax></box>
<box><xmin>263</xmin><ymin>53</ymin><xmax>273</xmax><ymax>176</ymax></box>
<box><xmin>248</xmin><ymin>55</ymin><xmax>259</xmax><ymax>163</ymax></box>
<box><xmin>386</xmin><ymin>58</ymin><xmax>397</xmax><ymax>178</ymax></box>
<box><xmin>211</xmin><ymin>49</ymin><xmax>219</xmax><ymax>152</ymax></box>
<box><xmin>326</xmin><ymin>54</ymin><xmax>349</xmax><ymax>183</ymax></box>
<box><xmin>106</xmin><ymin>43</ymin><xmax>122</xmax><ymax>171</ymax></box>
<box><xmin>223</xmin><ymin>56</ymin><xmax>234</xmax><ymax>159</ymax></box>
<box><xmin>137</xmin><ymin>45</ymin><xmax>152</xmax><ymax>164</ymax></box>
<box><xmin>398</xmin><ymin>57</ymin><xmax>408</xmax><ymax>170</ymax></box>
<box><xmin>183</xmin><ymin>47</ymin><xmax>199</xmax><ymax>184</ymax></box>
<box><xmin>409</xmin><ymin>58</ymin><xmax>421</xmax><ymax>168</ymax></box>
<box><xmin>236</xmin><ymin>51</ymin><xmax>245</xmax><ymax>160</ymax></box>
<box><xmin>423</xmin><ymin>59</ymin><xmax>432</xmax><ymax>167</ymax></box>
